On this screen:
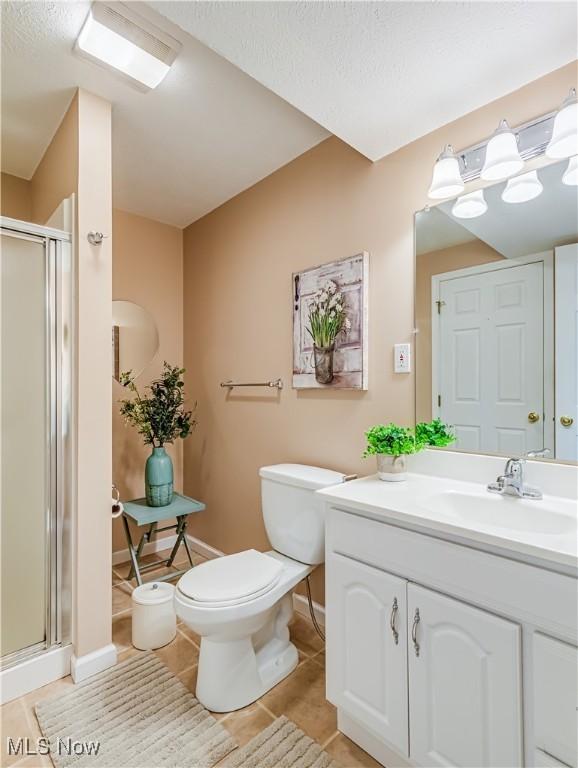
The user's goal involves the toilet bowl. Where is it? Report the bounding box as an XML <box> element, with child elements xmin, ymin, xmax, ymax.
<box><xmin>175</xmin><ymin>464</ymin><xmax>346</xmax><ymax>712</ymax></box>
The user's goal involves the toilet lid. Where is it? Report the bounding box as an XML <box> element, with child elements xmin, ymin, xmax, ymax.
<box><xmin>178</xmin><ymin>550</ymin><xmax>284</xmax><ymax>604</ymax></box>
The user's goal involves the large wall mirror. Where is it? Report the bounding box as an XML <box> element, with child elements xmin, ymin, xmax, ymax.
<box><xmin>112</xmin><ymin>300</ymin><xmax>159</xmax><ymax>382</ymax></box>
<box><xmin>416</xmin><ymin>158</ymin><xmax>577</xmax><ymax>463</ymax></box>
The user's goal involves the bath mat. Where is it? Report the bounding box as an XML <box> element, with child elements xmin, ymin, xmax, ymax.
<box><xmin>35</xmin><ymin>652</ymin><xmax>237</xmax><ymax>768</ymax></box>
<box><xmin>222</xmin><ymin>715</ymin><xmax>340</xmax><ymax>768</ymax></box>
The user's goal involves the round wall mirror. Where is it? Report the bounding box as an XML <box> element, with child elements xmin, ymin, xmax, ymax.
<box><xmin>112</xmin><ymin>300</ymin><xmax>159</xmax><ymax>382</ymax></box>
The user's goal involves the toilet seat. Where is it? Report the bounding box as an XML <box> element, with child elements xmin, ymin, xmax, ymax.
<box><xmin>177</xmin><ymin>549</ymin><xmax>284</xmax><ymax>608</ymax></box>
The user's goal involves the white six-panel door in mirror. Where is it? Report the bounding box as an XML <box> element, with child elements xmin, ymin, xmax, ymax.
<box><xmin>433</xmin><ymin>256</ymin><xmax>547</xmax><ymax>456</ymax></box>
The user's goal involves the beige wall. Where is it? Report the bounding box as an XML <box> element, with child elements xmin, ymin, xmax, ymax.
<box><xmin>30</xmin><ymin>94</ymin><xmax>78</xmax><ymax>226</ymax></box>
<box><xmin>1</xmin><ymin>173</ymin><xmax>31</xmax><ymax>220</ymax></box>
<box><xmin>416</xmin><ymin>241</ymin><xmax>504</xmax><ymax>422</ymax></box>
<box><xmin>112</xmin><ymin>209</ymin><xmax>184</xmax><ymax>553</ymax></box>
<box><xmin>182</xmin><ymin>61</ymin><xmax>577</xmax><ymax>604</ymax></box>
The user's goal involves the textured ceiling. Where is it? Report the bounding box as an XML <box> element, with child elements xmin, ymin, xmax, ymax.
<box><xmin>0</xmin><ymin>1</ymin><xmax>328</xmax><ymax>227</ymax></box>
<box><xmin>152</xmin><ymin>1</ymin><xmax>578</xmax><ymax>161</ymax></box>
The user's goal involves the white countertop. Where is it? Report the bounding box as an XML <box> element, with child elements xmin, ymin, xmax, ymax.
<box><xmin>318</xmin><ymin>473</ymin><xmax>578</xmax><ymax>575</ymax></box>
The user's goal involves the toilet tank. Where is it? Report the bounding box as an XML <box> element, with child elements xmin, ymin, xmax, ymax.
<box><xmin>259</xmin><ymin>464</ymin><xmax>347</xmax><ymax>565</ymax></box>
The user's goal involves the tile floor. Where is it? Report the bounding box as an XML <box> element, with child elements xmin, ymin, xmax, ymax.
<box><xmin>2</xmin><ymin>547</ymin><xmax>380</xmax><ymax>768</ymax></box>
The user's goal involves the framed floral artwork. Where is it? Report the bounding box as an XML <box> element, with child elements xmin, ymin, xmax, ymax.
<box><xmin>292</xmin><ymin>252</ymin><xmax>368</xmax><ymax>389</ymax></box>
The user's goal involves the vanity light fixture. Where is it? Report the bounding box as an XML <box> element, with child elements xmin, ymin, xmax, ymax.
<box><xmin>501</xmin><ymin>170</ymin><xmax>543</xmax><ymax>204</ymax></box>
<box><xmin>427</xmin><ymin>145</ymin><xmax>465</xmax><ymax>200</ymax></box>
<box><xmin>451</xmin><ymin>190</ymin><xmax>488</xmax><ymax>219</ymax></box>
<box><xmin>546</xmin><ymin>88</ymin><xmax>578</xmax><ymax>159</ymax></box>
<box><xmin>75</xmin><ymin>3</ymin><xmax>180</xmax><ymax>91</ymax></box>
<box><xmin>481</xmin><ymin>120</ymin><xmax>524</xmax><ymax>181</ymax></box>
<box><xmin>562</xmin><ymin>155</ymin><xmax>578</xmax><ymax>186</ymax></box>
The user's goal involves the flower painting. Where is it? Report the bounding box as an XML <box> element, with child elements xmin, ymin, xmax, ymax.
<box><xmin>293</xmin><ymin>252</ymin><xmax>368</xmax><ymax>389</ymax></box>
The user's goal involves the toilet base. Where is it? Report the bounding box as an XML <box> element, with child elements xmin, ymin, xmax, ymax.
<box><xmin>195</xmin><ymin>593</ymin><xmax>298</xmax><ymax>712</ymax></box>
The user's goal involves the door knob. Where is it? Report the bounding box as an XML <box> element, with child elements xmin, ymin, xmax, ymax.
<box><xmin>560</xmin><ymin>415</ymin><xmax>574</xmax><ymax>427</ymax></box>
<box><xmin>528</xmin><ymin>412</ymin><xmax>540</xmax><ymax>423</ymax></box>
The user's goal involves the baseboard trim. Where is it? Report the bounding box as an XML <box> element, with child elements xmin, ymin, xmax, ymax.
<box><xmin>0</xmin><ymin>644</ymin><xmax>73</xmax><ymax>704</ymax></box>
<box><xmin>186</xmin><ymin>534</ymin><xmax>224</xmax><ymax>561</ymax></box>
<box><xmin>71</xmin><ymin>643</ymin><xmax>117</xmax><ymax>683</ymax></box>
<box><xmin>112</xmin><ymin>533</ymin><xmax>178</xmax><ymax>566</ymax></box>
<box><xmin>293</xmin><ymin>592</ymin><xmax>325</xmax><ymax>627</ymax></box>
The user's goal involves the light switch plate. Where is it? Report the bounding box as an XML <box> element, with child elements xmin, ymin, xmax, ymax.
<box><xmin>394</xmin><ymin>343</ymin><xmax>411</xmax><ymax>373</ymax></box>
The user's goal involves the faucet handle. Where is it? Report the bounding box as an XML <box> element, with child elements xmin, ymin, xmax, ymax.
<box><xmin>525</xmin><ymin>448</ymin><xmax>550</xmax><ymax>459</ymax></box>
<box><xmin>505</xmin><ymin>457</ymin><xmax>524</xmax><ymax>474</ymax></box>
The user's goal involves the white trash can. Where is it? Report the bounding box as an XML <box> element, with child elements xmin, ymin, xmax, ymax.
<box><xmin>132</xmin><ymin>581</ymin><xmax>176</xmax><ymax>650</ymax></box>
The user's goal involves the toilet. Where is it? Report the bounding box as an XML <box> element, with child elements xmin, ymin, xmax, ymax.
<box><xmin>175</xmin><ymin>463</ymin><xmax>346</xmax><ymax>712</ymax></box>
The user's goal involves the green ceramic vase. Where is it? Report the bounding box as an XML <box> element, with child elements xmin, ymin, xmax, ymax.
<box><xmin>145</xmin><ymin>446</ymin><xmax>174</xmax><ymax>507</ymax></box>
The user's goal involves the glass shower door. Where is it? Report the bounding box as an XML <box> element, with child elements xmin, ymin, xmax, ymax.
<box><xmin>1</xmin><ymin>230</ymin><xmax>52</xmax><ymax>659</ymax></box>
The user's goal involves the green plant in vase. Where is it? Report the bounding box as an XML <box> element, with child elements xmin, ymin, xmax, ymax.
<box><xmin>363</xmin><ymin>424</ymin><xmax>421</xmax><ymax>481</ymax></box>
<box><xmin>307</xmin><ymin>280</ymin><xmax>351</xmax><ymax>384</ymax></box>
<box><xmin>119</xmin><ymin>362</ymin><xmax>196</xmax><ymax>507</ymax></box>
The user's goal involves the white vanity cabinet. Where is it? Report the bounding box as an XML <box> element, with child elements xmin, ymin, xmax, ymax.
<box><xmin>324</xmin><ymin>504</ymin><xmax>578</xmax><ymax>768</ymax></box>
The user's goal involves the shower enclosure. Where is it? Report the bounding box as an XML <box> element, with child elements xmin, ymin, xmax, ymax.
<box><xmin>1</xmin><ymin>216</ymin><xmax>72</xmax><ymax>671</ymax></box>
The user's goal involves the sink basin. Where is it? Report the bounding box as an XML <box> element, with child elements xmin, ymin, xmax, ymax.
<box><xmin>418</xmin><ymin>490</ymin><xmax>577</xmax><ymax>536</ymax></box>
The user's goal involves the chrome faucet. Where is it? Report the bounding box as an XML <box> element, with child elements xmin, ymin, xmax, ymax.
<box><xmin>525</xmin><ymin>448</ymin><xmax>550</xmax><ymax>459</ymax></box>
<box><xmin>487</xmin><ymin>456</ymin><xmax>543</xmax><ymax>499</ymax></box>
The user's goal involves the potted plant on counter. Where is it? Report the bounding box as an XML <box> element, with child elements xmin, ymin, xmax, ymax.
<box><xmin>119</xmin><ymin>362</ymin><xmax>196</xmax><ymax>506</ymax></box>
<box><xmin>363</xmin><ymin>419</ymin><xmax>455</xmax><ymax>481</ymax></box>
<box><xmin>363</xmin><ymin>424</ymin><xmax>422</xmax><ymax>481</ymax></box>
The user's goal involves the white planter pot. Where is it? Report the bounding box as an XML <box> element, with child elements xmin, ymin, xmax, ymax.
<box><xmin>376</xmin><ymin>454</ymin><xmax>408</xmax><ymax>482</ymax></box>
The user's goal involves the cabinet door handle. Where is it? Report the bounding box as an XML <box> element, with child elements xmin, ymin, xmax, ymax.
<box><xmin>390</xmin><ymin>597</ymin><xmax>399</xmax><ymax>645</ymax></box>
<box><xmin>411</xmin><ymin>608</ymin><xmax>420</xmax><ymax>657</ymax></box>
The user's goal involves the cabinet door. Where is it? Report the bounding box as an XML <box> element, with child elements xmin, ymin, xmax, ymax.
<box><xmin>407</xmin><ymin>583</ymin><xmax>522</xmax><ymax>767</ymax></box>
<box><xmin>326</xmin><ymin>553</ymin><xmax>408</xmax><ymax>755</ymax></box>
<box><xmin>533</xmin><ymin>633</ymin><xmax>578</xmax><ymax>768</ymax></box>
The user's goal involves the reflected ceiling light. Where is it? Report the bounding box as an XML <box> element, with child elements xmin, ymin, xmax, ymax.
<box><xmin>501</xmin><ymin>170</ymin><xmax>543</xmax><ymax>204</ymax></box>
<box><xmin>75</xmin><ymin>3</ymin><xmax>180</xmax><ymax>91</ymax></box>
<box><xmin>546</xmin><ymin>89</ymin><xmax>578</xmax><ymax>159</ymax></box>
<box><xmin>481</xmin><ymin>120</ymin><xmax>524</xmax><ymax>181</ymax></box>
<box><xmin>427</xmin><ymin>145</ymin><xmax>464</xmax><ymax>200</ymax></box>
<box><xmin>562</xmin><ymin>155</ymin><xmax>578</xmax><ymax>186</ymax></box>
<box><xmin>451</xmin><ymin>190</ymin><xmax>488</xmax><ymax>219</ymax></box>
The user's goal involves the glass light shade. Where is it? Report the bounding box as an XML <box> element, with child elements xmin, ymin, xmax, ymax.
<box><xmin>501</xmin><ymin>170</ymin><xmax>543</xmax><ymax>204</ymax></box>
<box><xmin>481</xmin><ymin>120</ymin><xmax>524</xmax><ymax>181</ymax></box>
<box><xmin>77</xmin><ymin>11</ymin><xmax>170</xmax><ymax>89</ymax></box>
<box><xmin>562</xmin><ymin>155</ymin><xmax>578</xmax><ymax>186</ymax></box>
<box><xmin>451</xmin><ymin>190</ymin><xmax>488</xmax><ymax>219</ymax></box>
<box><xmin>546</xmin><ymin>89</ymin><xmax>578</xmax><ymax>159</ymax></box>
<box><xmin>428</xmin><ymin>145</ymin><xmax>464</xmax><ymax>199</ymax></box>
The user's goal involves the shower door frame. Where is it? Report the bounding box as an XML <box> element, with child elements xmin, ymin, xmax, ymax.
<box><xmin>1</xmin><ymin>216</ymin><xmax>73</xmax><ymax>669</ymax></box>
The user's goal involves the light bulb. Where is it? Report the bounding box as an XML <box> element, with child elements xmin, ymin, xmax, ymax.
<box><xmin>546</xmin><ymin>89</ymin><xmax>578</xmax><ymax>159</ymax></box>
<box><xmin>501</xmin><ymin>170</ymin><xmax>543</xmax><ymax>203</ymax></box>
<box><xmin>428</xmin><ymin>145</ymin><xmax>464</xmax><ymax>200</ymax></box>
<box><xmin>481</xmin><ymin>120</ymin><xmax>524</xmax><ymax>181</ymax></box>
<box><xmin>451</xmin><ymin>190</ymin><xmax>488</xmax><ymax>219</ymax></box>
<box><xmin>562</xmin><ymin>155</ymin><xmax>578</xmax><ymax>186</ymax></box>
